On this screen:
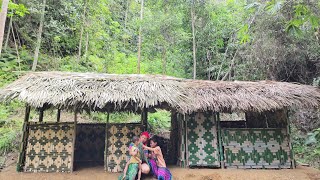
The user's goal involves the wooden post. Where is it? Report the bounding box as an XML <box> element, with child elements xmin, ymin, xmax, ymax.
<box><xmin>71</xmin><ymin>109</ymin><xmax>78</xmax><ymax>172</ymax></box>
<box><xmin>39</xmin><ymin>108</ymin><xmax>44</xmax><ymax>122</ymax></box>
<box><xmin>141</xmin><ymin>107</ymin><xmax>148</xmax><ymax>131</ymax></box>
<box><xmin>216</xmin><ymin>112</ymin><xmax>225</xmax><ymax>169</ymax></box>
<box><xmin>184</xmin><ymin>114</ymin><xmax>188</xmax><ymax>167</ymax></box>
<box><xmin>286</xmin><ymin>110</ymin><xmax>295</xmax><ymax>169</ymax></box>
<box><xmin>16</xmin><ymin>105</ymin><xmax>31</xmax><ymax>172</ymax></box>
<box><xmin>170</xmin><ymin>111</ymin><xmax>178</xmax><ymax>165</ymax></box>
<box><xmin>57</xmin><ymin>109</ymin><xmax>61</xmax><ymax>122</ymax></box>
<box><xmin>104</xmin><ymin>112</ymin><xmax>110</xmax><ymax>171</ymax></box>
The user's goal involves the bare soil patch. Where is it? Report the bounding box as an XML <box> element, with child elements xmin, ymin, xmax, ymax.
<box><xmin>0</xmin><ymin>164</ymin><xmax>319</xmax><ymax>180</ymax></box>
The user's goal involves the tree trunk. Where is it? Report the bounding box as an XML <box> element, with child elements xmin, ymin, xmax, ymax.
<box><xmin>191</xmin><ymin>2</ymin><xmax>196</xmax><ymax>79</ymax></box>
<box><xmin>137</xmin><ymin>0</ymin><xmax>144</xmax><ymax>74</ymax></box>
<box><xmin>124</xmin><ymin>0</ymin><xmax>130</xmax><ymax>29</ymax></box>
<box><xmin>4</xmin><ymin>10</ymin><xmax>13</xmax><ymax>51</ymax></box>
<box><xmin>0</xmin><ymin>0</ymin><xmax>9</xmax><ymax>56</ymax></box>
<box><xmin>207</xmin><ymin>49</ymin><xmax>211</xmax><ymax>80</ymax></box>
<box><xmin>221</xmin><ymin>49</ymin><xmax>238</xmax><ymax>81</ymax></box>
<box><xmin>84</xmin><ymin>31</ymin><xmax>89</xmax><ymax>60</ymax></box>
<box><xmin>32</xmin><ymin>0</ymin><xmax>46</xmax><ymax>71</ymax></box>
<box><xmin>11</xmin><ymin>23</ymin><xmax>21</xmax><ymax>74</ymax></box>
<box><xmin>123</xmin><ymin>0</ymin><xmax>130</xmax><ymax>46</ymax></box>
<box><xmin>77</xmin><ymin>0</ymin><xmax>87</xmax><ymax>63</ymax></box>
<box><xmin>162</xmin><ymin>48</ymin><xmax>167</xmax><ymax>75</ymax></box>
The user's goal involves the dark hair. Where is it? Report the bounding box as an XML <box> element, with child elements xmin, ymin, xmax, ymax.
<box><xmin>149</xmin><ymin>135</ymin><xmax>162</xmax><ymax>148</ymax></box>
<box><xmin>132</xmin><ymin>136</ymin><xmax>139</xmax><ymax>143</ymax></box>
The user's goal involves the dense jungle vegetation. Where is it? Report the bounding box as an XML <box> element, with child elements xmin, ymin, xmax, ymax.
<box><xmin>0</xmin><ymin>0</ymin><xmax>319</xmax><ymax>168</ymax></box>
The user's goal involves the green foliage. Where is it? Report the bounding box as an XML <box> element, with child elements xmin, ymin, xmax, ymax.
<box><xmin>292</xmin><ymin>125</ymin><xmax>320</xmax><ymax>168</ymax></box>
<box><xmin>0</xmin><ymin>0</ymin><xmax>320</xmax><ymax>168</ymax></box>
<box><xmin>8</xmin><ymin>1</ymin><xmax>29</xmax><ymax>17</ymax></box>
<box><xmin>0</xmin><ymin>103</ymin><xmax>23</xmax><ymax>155</ymax></box>
<box><xmin>89</xmin><ymin>110</ymin><xmax>171</xmax><ymax>134</ymax></box>
<box><xmin>148</xmin><ymin>110</ymin><xmax>171</xmax><ymax>133</ymax></box>
<box><xmin>313</xmin><ymin>77</ymin><xmax>320</xmax><ymax>87</ymax></box>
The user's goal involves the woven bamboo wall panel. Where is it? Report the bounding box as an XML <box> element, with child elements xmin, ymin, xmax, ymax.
<box><xmin>24</xmin><ymin>123</ymin><xmax>75</xmax><ymax>172</ymax></box>
<box><xmin>222</xmin><ymin>128</ymin><xmax>291</xmax><ymax>169</ymax></box>
<box><xmin>186</xmin><ymin>112</ymin><xmax>220</xmax><ymax>167</ymax></box>
<box><xmin>74</xmin><ymin>124</ymin><xmax>105</xmax><ymax>163</ymax></box>
<box><xmin>105</xmin><ymin>123</ymin><xmax>142</xmax><ymax>172</ymax></box>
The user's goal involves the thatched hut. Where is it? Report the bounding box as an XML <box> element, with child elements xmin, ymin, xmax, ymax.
<box><xmin>0</xmin><ymin>71</ymin><xmax>319</xmax><ymax>172</ymax></box>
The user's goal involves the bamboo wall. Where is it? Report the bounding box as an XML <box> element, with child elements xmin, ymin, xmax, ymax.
<box><xmin>186</xmin><ymin>112</ymin><xmax>220</xmax><ymax>167</ymax></box>
<box><xmin>74</xmin><ymin>124</ymin><xmax>105</xmax><ymax>164</ymax></box>
<box><xmin>24</xmin><ymin>122</ymin><xmax>75</xmax><ymax>172</ymax></box>
<box><xmin>104</xmin><ymin>123</ymin><xmax>143</xmax><ymax>172</ymax></box>
<box><xmin>222</xmin><ymin>128</ymin><xmax>292</xmax><ymax>169</ymax></box>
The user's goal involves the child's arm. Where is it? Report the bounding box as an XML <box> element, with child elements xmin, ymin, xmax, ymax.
<box><xmin>133</xmin><ymin>156</ymin><xmax>142</xmax><ymax>163</ymax></box>
<box><xmin>142</xmin><ymin>145</ymin><xmax>159</xmax><ymax>152</ymax></box>
<box><xmin>129</xmin><ymin>147</ymin><xmax>138</xmax><ymax>157</ymax></box>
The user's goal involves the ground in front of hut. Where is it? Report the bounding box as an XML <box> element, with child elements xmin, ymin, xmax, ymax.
<box><xmin>1</xmin><ymin>163</ymin><xmax>320</xmax><ymax>180</ymax></box>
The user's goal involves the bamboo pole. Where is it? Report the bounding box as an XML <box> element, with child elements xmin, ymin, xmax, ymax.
<box><xmin>104</xmin><ymin>112</ymin><xmax>110</xmax><ymax>171</ymax></box>
<box><xmin>216</xmin><ymin>112</ymin><xmax>224</xmax><ymax>168</ymax></box>
<box><xmin>39</xmin><ymin>108</ymin><xmax>44</xmax><ymax>122</ymax></box>
<box><xmin>71</xmin><ymin>109</ymin><xmax>78</xmax><ymax>172</ymax></box>
<box><xmin>184</xmin><ymin>114</ymin><xmax>188</xmax><ymax>167</ymax></box>
<box><xmin>141</xmin><ymin>107</ymin><xmax>148</xmax><ymax>131</ymax></box>
<box><xmin>286</xmin><ymin>110</ymin><xmax>295</xmax><ymax>169</ymax></box>
<box><xmin>16</xmin><ymin>105</ymin><xmax>30</xmax><ymax>172</ymax></box>
<box><xmin>57</xmin><ymin>109</ymin><xmax>61</xmax><ymax>122</ymax></box>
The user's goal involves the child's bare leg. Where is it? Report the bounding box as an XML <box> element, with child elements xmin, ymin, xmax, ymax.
<box><xmin>137</xmin><ymin>163</ymin><xmax>142</xmax><ymax>180</ymax></box>
<box><xmin>122</xmin><ymin>161</ymin><xmax>130</xmax><ymax>180</ymax></box>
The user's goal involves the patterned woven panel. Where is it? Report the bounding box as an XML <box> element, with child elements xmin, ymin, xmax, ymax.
<box><xmin>186</xmin><ymin>112</ymin><xmax>220</xmax><ymax>167</ymax></box>
<box><xmin>105</xmin><ymin>123</ymin><xmax>142</xmax><ymax>172</ymax></box>
<box><xmin>74</xmin><ymin>124</ymin><xmax>106</xmax><ymax>163</ymax></box>
<box><xmin>24</xmin><ymin>122</ymin><xmax>75</xmax><ymax>172</ymax></box>
<box><xmin>222</xmin><ymin>128</ymin><xmax>292</xmax><ymax>169</ymax></box>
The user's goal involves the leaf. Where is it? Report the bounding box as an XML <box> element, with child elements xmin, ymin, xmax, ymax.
<box><xmin>265</xmin><ymin>0</ymin><xmax>283</xmax><ymax>14</ymax></box>
<box><xmin>309</xmin><ymin>15</ymin><xmax>320</xmax><ymax>29</ymax></box>
<box><xmin>305</xmin><ymin>134</ymin><xmax>317</xmax><ymax>145</ymax></box>
<box><xmin>294</xmin><ymin>4</ymin><xmax>309</xmax><ymax>17</ymax></box>
<box><xmin>245</xmin><ymin>2</ymin><xmax>261</xmax><ymax>10</ymax></box>
<box><xmin>286</xmin><ymin>21</ymin><xmax>303</xmax><ymax>36</ymax></box>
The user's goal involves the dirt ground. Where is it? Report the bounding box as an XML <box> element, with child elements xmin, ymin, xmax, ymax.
<box><xmin>0</xmin><ymin>164</ymin><xmax>320</xmax><ymax>180</ymax></box>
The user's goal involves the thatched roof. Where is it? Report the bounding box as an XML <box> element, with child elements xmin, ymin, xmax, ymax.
<box><xmin>0</xmin><ymin>71</ymin><xmax>319</xmax><ymax>113</ymax></box>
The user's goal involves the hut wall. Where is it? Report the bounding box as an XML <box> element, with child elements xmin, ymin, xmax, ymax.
<box><xmin>222</xmin><ymin>128</ymin><xmax>291</xmax><ymax>169</ymax></box>
<box><xmin>74</xmin><ymin>124</ymin><xmax>106</xmax><ymax>164</ymax></box>
<box><xmin>186</xmin><ymin>112</ymin><xmax>220</xmax><ymax>167</ymax></box>
<box><xmin>105</xmin><ymin>123</ymin><xmax>143</xmax><ymax>172</ymax></box>
<box><xmin>24</xmin><ymin>122</ymin><xmax>75</xmax><ymax>172</ymax></box>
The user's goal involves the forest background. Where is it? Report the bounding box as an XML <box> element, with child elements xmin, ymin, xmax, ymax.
<box><xmin>0</xmin><ymin>0</ymin><xmax>319</xmax><ymax>168</ymax></box>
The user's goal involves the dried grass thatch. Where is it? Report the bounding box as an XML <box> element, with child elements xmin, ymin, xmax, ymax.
<box><xmin>0</xmin><ymin>71</ymin><xmax>319</xmax><ymax>113</ymax></box>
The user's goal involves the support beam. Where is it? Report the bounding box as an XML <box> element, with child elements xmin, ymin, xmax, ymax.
<box><xmin>107</xmin><ymin>112</ymin><xmax>110</xmax><ymax>124</ymax></box>
<box><xmin>57</xmin><ymin>109</ymin><xmax>61</xmax><ymax>122</ymax></box>
<box><xmin>24</xmin><ymin>106</ymin><xmax>31</xmax><ymax>122</ymax></box>
<box><xmin>216</xmin><ymin>112</ymin><xmax>224</xmax><ymax>169</ymax></box>
<box><xmin>141</xmin><ymin>108</ymin><xmax>148</xmax><ymax>131</ymax></box>
<box><xmin>39</xmin><ymin>108</ymin><xmax>44</xmax><ymax>122</ymax></box>
<box><xmin>71</xmin><ymin>109</ymin><xmax>78</xmax><ymax>172</ymax></box>
<box><xmin>169</xmin><ymin>111</ymin><xmax>178</xmax><ymax>165</ymax></box>
<box><xmin>184</xmin><ymin>114</ymin><xmax>188</xmax><ymax>167</ymax></box>
<box><xmin>286</xmin><ymin>109</ymin><xmax>295</xmax><ymax>169</ymax></box>
<box><xmin>104</xmin><ymin>112</ymin><xmax>110</xmax><ymax>171</ymax></box>
<box><xmin>17</xmin><ymin>105</ymin><xmax>31</xmax><ymax>172</ymax></box>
